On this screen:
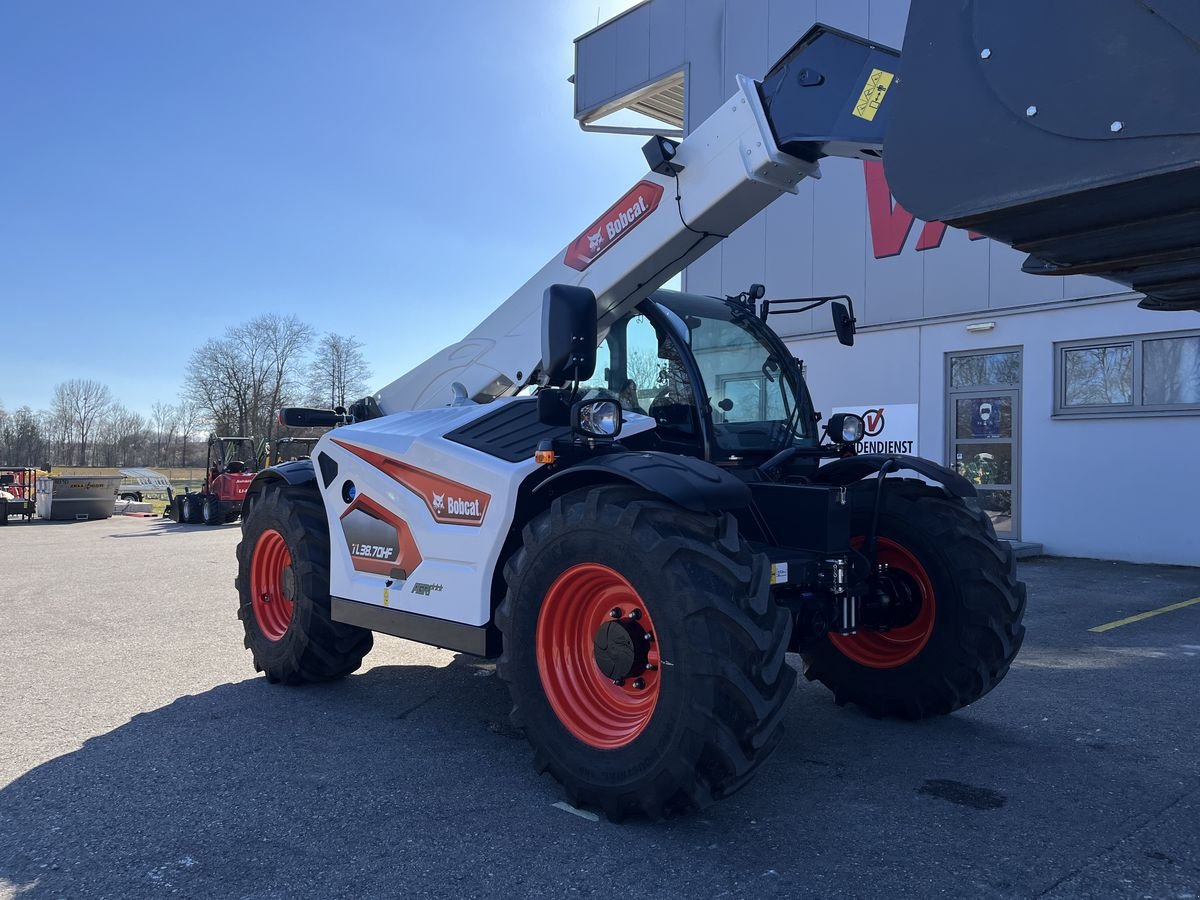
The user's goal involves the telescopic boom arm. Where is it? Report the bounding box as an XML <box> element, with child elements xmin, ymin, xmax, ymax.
<box><xmin>373</xmin><ymin>26</ymin><xmax>898</xmax><ymax>415</ymax></box>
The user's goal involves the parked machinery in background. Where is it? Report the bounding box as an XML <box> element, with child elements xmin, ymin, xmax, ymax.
<box><xmin>0</xmin><ymin>468</ymin><xmax>37</xmax><ymax>524</ymax></box>
<box><xmin>269</xmin><ymin>436</ymin><xmax>322</xmax><ymax>466</ymax></box>
<box><xmin>173</xmin><ymin>435</ymin><xmax>260</xmax><ymax>526</ymax></box>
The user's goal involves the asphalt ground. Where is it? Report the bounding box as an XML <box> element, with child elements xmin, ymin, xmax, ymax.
<box><xmin>1</xmin><ymin>516</ymin><xmax>1198</xmax><ymax>899</ymax></box>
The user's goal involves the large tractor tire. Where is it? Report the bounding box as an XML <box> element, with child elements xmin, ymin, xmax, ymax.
<box><xmin>803</xmin><ymin>480</ymin><xmax>1026</xmax><ymax>719</ymax></box>
<box><xmin>179</xmin><ymin>494</ymin><xmax>199</xmax><ymax>524</ymax></box>
<box><xmin>496</xmin><ymin>485</ymin><xmax>795</xmax><ymax>821</ymax></box>
<box><xmin>202</xmin><ymin>496</ymin><xmax>222</xmax><ymax>526</ymax></box>
<box><xmin>235</xmin><ymin>481</ymin><xmax>372</xmax><ymax>684</ymax></box>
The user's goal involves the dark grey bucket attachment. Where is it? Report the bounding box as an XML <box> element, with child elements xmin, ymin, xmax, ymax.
<box><xmin>884</xmin><ymin>0</ymin><xmax>1200</xmax><ymax>311</ymax></box>
<box><xmin>758</xmin><ymin>25</ymin><xmax>901</xmax><ymax>164</ymax></box>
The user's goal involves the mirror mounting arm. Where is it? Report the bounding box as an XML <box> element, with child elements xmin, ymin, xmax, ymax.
<box><xmin>757</xmin><ymin>293</ymin><xmax>857</xmax><ymax>346</ymax></box>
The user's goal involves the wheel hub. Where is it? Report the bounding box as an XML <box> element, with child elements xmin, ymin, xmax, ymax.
<box><xmin>280</xmin><ymin>565</ymin><xmax>296</xmax><ymax>602</ymax></box>
<box><xmin>874</xmin><ymin>568</ymin><xmax>922</xmax><ymax>629</ymax></box>
<box><xmin>592</xmin><ymin>619</ymin><xmax>650</xmax><ymax>682</ymax></box>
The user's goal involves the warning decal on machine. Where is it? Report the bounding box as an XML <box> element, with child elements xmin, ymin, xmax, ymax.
<box><xmin>852</xmin><ymin>68</ymin><xmax>894</xmax><ymax>122</ymax></box>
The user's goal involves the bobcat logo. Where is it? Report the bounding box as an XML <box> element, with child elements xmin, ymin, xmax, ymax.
<box><xmin>432</xmin><ymin>492</ymin><xmax>445</xmax><ymax>514</ymax></box>
<box><xmin>587</xmin><ymin>230</ymin><xmax>604</xmax><ymax>253</ymax></box>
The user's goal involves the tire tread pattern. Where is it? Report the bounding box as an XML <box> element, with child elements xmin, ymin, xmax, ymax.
<box><xmin>495</xmin><ymin>485</ymin><xmax>795</xmax><ymax>820</ymax></box>
<box><xmin>235</xmin><ymin>482</ymin><xmax>373</xmax><ymax>684</ymax></box>
<box><xmin>804</xmin><ymin>479</ymin><xmax>1026</xmax><ymax>719</ymax></box>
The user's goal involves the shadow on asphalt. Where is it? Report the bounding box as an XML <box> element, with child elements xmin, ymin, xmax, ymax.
<box><xmin>0</xmin><ymin>656</ymin><xmax>512</xmax><ymax>897</ymax></box>
<box><xmin>107</xmin><ymin>520</ymin><xmax>240</xmax><ymax>537</ymax></box>
<box><xmin>5</xmin><ymin>555</ymin><xmax>1198</xmax><ymax>897</ymax></box>
<box><xmin>0</xmin><ymin>651</ymin><xmax>1034</xmax><ymax>898</ymax></box>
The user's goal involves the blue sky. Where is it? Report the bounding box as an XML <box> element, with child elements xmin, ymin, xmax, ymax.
<box><xmin>0</xmin><ymin>1</ymin><xmax>649</xmax><ymax>415</ymax></box>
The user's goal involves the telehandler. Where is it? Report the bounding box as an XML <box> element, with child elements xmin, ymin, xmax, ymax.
<box><xmin>234</xmin><ymin>8</ymin><xmax>1200</xmax><ymax>819</ymax></box>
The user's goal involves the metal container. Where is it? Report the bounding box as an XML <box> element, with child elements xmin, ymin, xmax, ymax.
<box><xmin>35</xmin><ymin>475</ymin><xmax>123</xmax><ymax>520</ymax></box>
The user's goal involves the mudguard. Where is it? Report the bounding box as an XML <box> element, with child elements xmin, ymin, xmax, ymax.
<box><xmin>534</xmin><ymin>451</ymin><xmax>751</xmax><ymax>513</ymax></box>
<box><xmin>241</xmin><ymin>460</ymin><xmax>317</xmax><ymax>515</ymax></box>
<box><xmin>811</xmin><ymin>454</ymin><xmax>976</xmax><ymax>500</ymax></box>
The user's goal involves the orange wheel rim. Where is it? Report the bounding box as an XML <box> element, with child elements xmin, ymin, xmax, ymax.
<box><xmin>829</xmin><ymin>537</ymin><xmax>936</xmax><ymax>669</ymax></box>
<box><xmin>536</xmin><ymin>563</ymin><xmax>661</xmax><ymax>750</ymax></box>
<box><xmin>249</xmin><ymin>529</ymin><xmax>295</xmax><ymax>641</ymax></box>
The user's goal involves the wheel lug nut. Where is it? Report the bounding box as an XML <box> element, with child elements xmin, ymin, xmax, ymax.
<box><xmin>632</xmin><ymin>678</ymin><xmax>645</xmax><ymax>689</ymax></box>
<box><xmin>609</xmin><ymin>608</ymin><xmax>622</xmax><ymax>619</ymax></box>
<box><xmin>644</xmin><ymin>632</ymin><xmax>653</xmax><ymax>642</ymax></box>
<box><xmin>612</xmin><ymin>678</ymin><xmax>624</xmax><ymax>686</ymax></box>
<box><xmin>646</xmin><ymin>663</ymin><xmax>657</xmax><ymax>671</ymax></box>
<box><xmin>628</xmin><ymin>609</ymin><xmax>641</xmax><ymax>621</ymax></box>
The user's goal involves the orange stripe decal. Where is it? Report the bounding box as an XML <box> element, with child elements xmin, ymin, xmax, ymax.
<box><xmin>333</xmin><ymin>439</ymin><xmax>490</xmax><ymax>526</ymax></box>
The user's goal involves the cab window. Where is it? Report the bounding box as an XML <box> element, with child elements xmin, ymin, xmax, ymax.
<box><xmin>576</xmin><ymin>311</ymin><xmax>700</xmax><ymax>443</ymax></box>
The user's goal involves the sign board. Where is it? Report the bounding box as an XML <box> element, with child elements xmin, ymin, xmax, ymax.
<box><xmin>831</xmin><ymin>404</ymin><xmax>919</xmax><ymax>456</ymax></box>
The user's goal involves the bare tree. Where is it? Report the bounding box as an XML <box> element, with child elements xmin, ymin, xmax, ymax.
<box><xmin>185</xmin><ymin>315</ymin><xmax>312</xmax><ymax>449</ymax></box>
<box><xmin>51</xmin><ymin>379</ymin><xmax>112</xmax><ymax>465</ymax></box>
<box><xmin>258</xmin><ymin>314</ymin><xmax>313</xmax><ymax>446</ymax></box>
<box><xmin>149</xmin><ymin>401</ymin><xmax>179</xmax><ymax>467</ymax></box>
<box><xmin>175</xmin><ymin>399</ymin><xmax>205</xmax><ymax>468</ymax></box>
<box><xmin>626</xmin><ymin>350</ymin><xmax>666</xmax><ymax>392</ymax></box>
<box><xmin>308</xmin><ymin>332</ymin><xmax>372</xmax><ymax>409</ymax></box>
<box><xmin>94</xmin><ymin>404</ymin><xmax>147</xmax><ymax>467</ymax></box>
<box><xmin>43</xmin><ymin>403</ymin><xmax>71</xmax><ymax>466</ymax></box>
<box><xmin>1</xmin><ymin>406</ymin><xmax>46</xmax><ymax>467</ymax></box>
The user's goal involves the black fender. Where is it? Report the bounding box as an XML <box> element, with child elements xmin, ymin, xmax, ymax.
<box><xmin>241</xmin><ymin>460</ymin><xmax>317</xmax><ymax>516</ymax></box>
<box><xmin>810</xmin><ymin>453</ymin><xmax>976</xmax><ymax>500</ymax></box>
<box><xmin>533</xmin><ymin>451</ymin><xmax>751</xmax><ymax>513</ymax></box>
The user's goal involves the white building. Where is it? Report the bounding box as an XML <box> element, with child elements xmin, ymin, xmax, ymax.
<box><xmin>573</xmin><ymin>0</ymin><xmax>1200</xmax><ymax>565</ymax></box>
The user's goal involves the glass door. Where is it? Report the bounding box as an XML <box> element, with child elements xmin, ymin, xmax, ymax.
<box><xmin>946</xmin><ymin>350</ymin><xmax>1021</xmax><ymax>539</ymax></box>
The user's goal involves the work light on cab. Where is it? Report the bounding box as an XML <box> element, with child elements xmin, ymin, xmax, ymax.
<box><xmin>826</xmin><ymin>412</ymin><xmax>864</xmax><ymax>445</ymax></box>
<box><xmin>573</xmin><ymin>399</ymin><xmax>622</xmax><ymax>438</ymax></box>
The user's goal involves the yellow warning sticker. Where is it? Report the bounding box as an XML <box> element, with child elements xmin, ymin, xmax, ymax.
<box><xmin>852</xmin><ymin>68</ymin><xmax>895</xmax><ymax>122</ymax></box>
<box><xmin>383</xmin><ymin>586</ymin><xmax>390</xmax><ymax>608</ymax></box>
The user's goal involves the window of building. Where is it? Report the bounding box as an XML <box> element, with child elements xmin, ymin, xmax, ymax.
<box><xmin>950</xmin><ymin>350</ymin><xmax>1020</xmax><ymax>388</ymax></box>
<box><xmin>1054</xmin><ymin>330</ymin><xmax>1200</xmax><ymax>415</ymax></box>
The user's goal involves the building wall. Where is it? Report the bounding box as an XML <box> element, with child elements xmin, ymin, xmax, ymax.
<box><xmin>575</xmin><ymin>0</ymin><xmax>1200</xmax><ymax>565</ymax></box>
<box><xmin>795</xmin><ymin>299</ymin><xmax>1199</xmax><ymax>566</ymax></box>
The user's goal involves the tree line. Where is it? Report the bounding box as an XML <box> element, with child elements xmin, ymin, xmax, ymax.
<box><xmin>0</xmin><ymin>315</ymin><xmax>371</xmax><ymax>469</ymax></box>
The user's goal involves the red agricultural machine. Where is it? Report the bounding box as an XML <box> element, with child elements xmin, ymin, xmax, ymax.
<box><xmin>0</xmin><ymin>468</ymin><xmax>37</xmax><ymax>524</ymax></box>
<box><xmin>173</xmin><ymin>435</ymin><xmax>260</xmax><ymax>526</ymax></box>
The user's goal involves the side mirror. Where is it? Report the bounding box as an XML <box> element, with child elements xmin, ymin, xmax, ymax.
<box><xmin>541</xmin><ymin>284</ymin><xmax>597</xmax><ymax>385</ymax></box>
<box><xmin>832</xmin><ymin>301</ymin><xmax>856</xmax><ymax>346</ymax></box>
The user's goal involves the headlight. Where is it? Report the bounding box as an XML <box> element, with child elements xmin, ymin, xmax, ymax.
<box><xmin>825</xmin><ymin>412</ymin><xmax>864</xmax><ymax>445</ymax></box>
<box><xmin>573</xmin><ymin>399</ymin><xmax>622</xmax><ymax>438</ymax></box>
<box><xmin>840</xmin><ymin>414</ymin><xmax>865</xmax><ymax>443</ymax></box>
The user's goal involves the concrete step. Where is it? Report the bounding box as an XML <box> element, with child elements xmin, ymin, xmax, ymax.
<box><xmin>1005</xmin><ymin>540</ymin><xmax>1044</xmax><ymax>559</ymax></box>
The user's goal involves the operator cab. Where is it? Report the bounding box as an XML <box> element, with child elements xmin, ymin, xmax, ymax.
<box><xmin>578</xmin><ymin>290</ymin><xmax>819</xmax><ymax>472</ymax></box>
